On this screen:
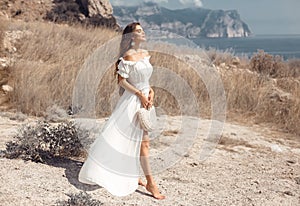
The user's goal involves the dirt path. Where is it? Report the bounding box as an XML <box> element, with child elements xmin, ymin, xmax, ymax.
<box><xmin>0</xmin><ymin>113</ymin><xmax>299</xmax><ymax>206</ymax></box>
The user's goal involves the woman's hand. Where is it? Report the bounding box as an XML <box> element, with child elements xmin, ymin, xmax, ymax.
<box><xmin>136</xmin><ymin>91</ymin><xmax>150</xmax><ymax>109</ymax></box>
<box><xmin>148</xmin><ymin>88</ymin><xmax>155</xmax><ymax>109</ymax></box>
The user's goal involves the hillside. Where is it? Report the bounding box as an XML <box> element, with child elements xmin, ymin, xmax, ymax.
<box><xmin>0</xmin><ymin>0</ymin><xmax>119</xmax><ymax>29</ymax></box>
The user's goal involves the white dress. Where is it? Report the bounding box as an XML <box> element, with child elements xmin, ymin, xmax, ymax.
<box><xmin>78</xmin><ymin>56</ymin><xmax>153</xmax><ymax>196</ymax></box>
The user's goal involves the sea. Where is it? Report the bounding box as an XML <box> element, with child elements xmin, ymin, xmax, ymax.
<box><xmin>191</xmin><ymin>34</ymin><xmax>300</xmax><ymax>60</ymax></box>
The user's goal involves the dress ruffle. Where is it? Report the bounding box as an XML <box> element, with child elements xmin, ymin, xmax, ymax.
<box><xmin>117</xmin><ymin>56</ymin><xmax>151</xmax><ymax>78</ymax></box>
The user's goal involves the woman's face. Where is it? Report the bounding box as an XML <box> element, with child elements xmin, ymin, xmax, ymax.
<box><xmin>132</xmin><ymin>25</ymin><xmax>146</xmax><ymax>43</ymax></box>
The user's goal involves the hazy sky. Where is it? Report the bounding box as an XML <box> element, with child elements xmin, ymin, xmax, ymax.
<box><xmin>110</xmin><ymin>0</ymin><xmax>300</xmax><ymax>35</ymax></box>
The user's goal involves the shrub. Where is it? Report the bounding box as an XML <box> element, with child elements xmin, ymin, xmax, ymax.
<box><xmin>3</xmin><ymin>120</ymin><xmax>87</xmax><ymax>163</ymax></box>
<box><xmin>56</xmin><ymin>192</ymin><xmax>103</xmax><ymax>206</ymax></box>
<box><xmin>249</xmin><ymin>50</ymin><xmax>286</xmax><ymax>77</ymax></box>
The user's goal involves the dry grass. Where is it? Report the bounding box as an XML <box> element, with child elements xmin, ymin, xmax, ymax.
<box><xmin>287</xmin><ymin>58</ymin><xmax>300</xmax><ymax>78</ymax></box>
<box><xmin>6</xmin><ymin>20</ymin><xmax>300</xmax><ymax>136</ymax></box>
<box><xmin>149</xmin><ymin>51</ymin><xmax>211</xmax><ymax>117</ymax></box>
<box><xmin>9</xmin><ymin>20</ymin><xmax>116</xmax><ymax>115</ymax></box>
<box><xmin>256</xmin><ymin>78</ymin><xmax>300</xmax><ymax>135</ymax></box>
<box><xmin>222</xmin><ymin>61</ymin><xmax>300</xmax><ymax>135</ymax></box>
<box><xmin>0</xmin><ymin>18</ymin><xmax>8</xmax><ymax>52</ymax></box>
<box><xmin>206</xmin><ymin>47</ymin><xmax>236</xmax><ymax>66</ymax></box>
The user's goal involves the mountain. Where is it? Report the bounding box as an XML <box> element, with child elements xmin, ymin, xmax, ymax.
<box><xmin>113</xmin><ymin>2</ymin><xmax>252</xmax><ymax>38</ymax></box>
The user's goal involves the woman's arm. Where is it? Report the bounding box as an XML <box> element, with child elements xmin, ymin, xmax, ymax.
<box><xmin>118</xmin><ymin>75</ymin><xmax>150</xmax><ymax>108</ymax></box>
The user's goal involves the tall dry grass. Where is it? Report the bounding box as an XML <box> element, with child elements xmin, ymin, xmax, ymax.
<box><xmin>149</xmin><ymin>51</ymin><xmax>211</xmax><ymax>117</ymax></box>
<box><xmin>10</xmin><ymin>20</ymin><xmax>117</xmax><ymax>115</ymax></box>
<box><xmin>223</xmin><ymin>51</ymin><xmax>300</xmax><ymax>135</ymax></box>
<box><xmin>8</xmin><ymin>20</ymin><xmax>300</xmax><ymax>136</ymax></box>
<box><xmin>0</xmin><ymin>18</ymin><xmax>8</xmax><ymax>52</ymax></box>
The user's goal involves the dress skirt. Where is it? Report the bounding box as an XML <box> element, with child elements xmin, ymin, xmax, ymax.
<box><xmin>78</xmin><ymin>87</ymin><xmax>150</xmax><ymax>196</ymax></box>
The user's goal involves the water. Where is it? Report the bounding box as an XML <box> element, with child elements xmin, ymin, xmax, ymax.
<box><xmin>191</xmin><ymin>35</ymin><xmax>300</xmax><ymax>60</ymax></box>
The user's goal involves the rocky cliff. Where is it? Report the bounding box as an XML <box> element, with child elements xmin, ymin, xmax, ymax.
<box><xmin>0</xmin><ymin>0</ymin><xmax>119</xmax><ymax>29</ymax></box>
<box><xmin>113</xmin><ymin>2</ymin><xmax>252</xmax><ymax>38</ymax></box>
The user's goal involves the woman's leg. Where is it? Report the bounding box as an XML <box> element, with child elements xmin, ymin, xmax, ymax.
<box><xmin>140</xmin><ymin>131</ymin><xmax>165</xmax><ymax>199</ymax></box>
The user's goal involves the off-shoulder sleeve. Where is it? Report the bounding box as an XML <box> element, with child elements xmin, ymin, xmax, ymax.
<box><xmin>117</xmin><ymin>58</ymin><xmax>135</xmax><ymax>78</ymax></box>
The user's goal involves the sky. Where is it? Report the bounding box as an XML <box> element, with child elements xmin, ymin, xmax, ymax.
<box><xmin>110</xmin><ymin>0</ymin><xmax>300</xmax><ymax>35</ymax></box>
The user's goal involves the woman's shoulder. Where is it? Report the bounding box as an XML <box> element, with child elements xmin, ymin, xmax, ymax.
<box><xmin>139</xmin><ymin>49</ymin><xmax>149</xmax><ymax>56</ymax></box>
<box><xmin>122</xmin><ymin>52</ymin><xmax>136</xmax><ymax>62</ymax></box>
<box><xmin>123</xmin><ymin>49</ymin><xmax>150</xmax><ymax>62</ymax></box>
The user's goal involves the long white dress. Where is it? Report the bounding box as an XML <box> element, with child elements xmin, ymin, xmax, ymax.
<box><xmin>78</xmin><ymin>56</ymin><xmax>153</xmax><ymax>196</ymax></box>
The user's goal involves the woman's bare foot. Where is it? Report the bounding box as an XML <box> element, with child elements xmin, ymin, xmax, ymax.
<box><xmin>138</xmin><ymin>178</ymin><xmax>146</xmax><ymax>187</ymax></box>
<box><xmin>146</xmin><ymin>183</ymin><xmax>165</xmax><ymax>200</ymax></box>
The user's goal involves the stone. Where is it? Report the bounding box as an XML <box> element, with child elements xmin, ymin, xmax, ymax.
<box><xmin>79</xmin><ymin>0</ymin><xmax>113</xmax><ymax>18</ymax></box>
<box><xmin>295</xmin><ymin>177</ymin><xmax>300</xmax><ymax>185</ymax></box>
<box><xmin>2</xmin><ymin>85</ymin><xmax>13</xmax><ymax>93</ymax></box>
<box><xmin>270</xmin><ymin>144</ymin><xmax>283</xmax><ymax>153</ymax></box>
<box><xmin>45</xmin><ymin>0</ymin><xmax>118</xmax><ymax>29</ymax></box>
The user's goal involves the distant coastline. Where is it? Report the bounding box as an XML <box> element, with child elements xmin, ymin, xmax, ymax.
<box><xmin>191</xmin><ymin>34</ymin><xmax>300</xmax><ymax>59</ymax></box>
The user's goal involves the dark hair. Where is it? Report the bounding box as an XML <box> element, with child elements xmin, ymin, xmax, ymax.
<box><xmin>115</xmin><ymin>22</ymin><xmax>140</xmax><ymax>76</ymax></box>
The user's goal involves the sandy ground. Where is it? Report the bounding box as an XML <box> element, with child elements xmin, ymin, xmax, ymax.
<box><xmin>0</xmin><ymin>112</ymin><xmax>299</xmax><ymax>206</ymax></box>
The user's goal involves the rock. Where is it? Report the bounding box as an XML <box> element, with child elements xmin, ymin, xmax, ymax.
<box><xmin>286</xmin><ymin>160</ymin><xmax>296</xmax><ymax>164</ymax></box>
<box><xmin>270</xmin><ymin>144</ymin><xmax>283</xmax><ymax>153</ymax></box>
<box><xmin>295</xmin><ymin>177</ymin><xmax>300</xmax><ymax>185</ymax></box>
<box><xmin>2</xmin><ymin>85</ymin><xmax>13</xmax><ymax>93</ymax></box>
<box><xmin>79</xmin><ymin>0</ymin><xmax>112</xmax><ymax>18</ymax></box>
<box><xmin>78</xmin><ymin>13</ymin><xmax>86</xmax><ymax>21</ymax></box>
<box><xmin>45</xmin><ymin>0</ymin><xmax>118</xmax><ymax>29</ymax></box>
<box><xmin>189</xmin><ymin>162</ymin><xmax>198</xmax><ymax>167</ymax></box>
<box><xmin>0</xmin><ymin>58</ymin><xmax>9</xmax><ymax>69</ymax></box>
<box><xmin>283</xmin><ymin>191</ymin><xmax>294</xmax><ymax>196</ymax></box>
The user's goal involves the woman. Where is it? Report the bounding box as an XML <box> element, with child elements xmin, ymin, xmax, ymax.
<box><xmin>78</xmin><ymin>22</ymin><xmax>165</xmax><ymax>200</ymax></box>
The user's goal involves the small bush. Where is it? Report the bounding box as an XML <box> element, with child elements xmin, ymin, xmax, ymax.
<box><xmin>3</xmin><ymin>120</ymin><xmax>87</xmax><ymax>163</ymax></box>
<box><xmin>56</xmin><ymin>192</ymin><xmax>103</xmax><ymax>206</ymax></box>
<box><xmin>249</xmin><ymin>50</ymin><xmax>286</xmax><ymax>77</ymax></box>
